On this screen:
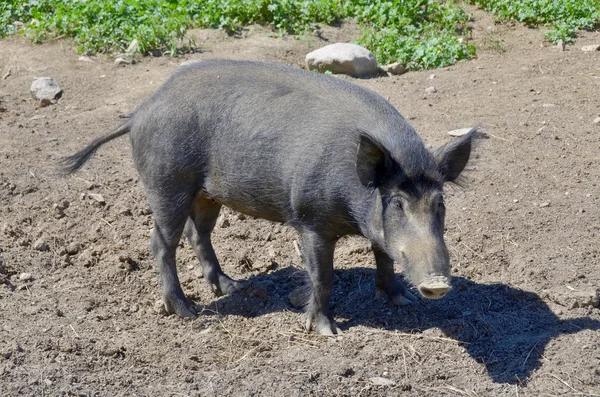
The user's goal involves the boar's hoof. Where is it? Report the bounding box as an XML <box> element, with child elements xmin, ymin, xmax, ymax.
<box><xmin>207</xmin><ymin>273</ymin><xmax>243</xmax><ymax>297</ymax></box>
<box><xmin>417</xmin><ymin>278</ymin><xmax>452</xmax><ymax>300</ymax></box>
<box><xmin>163</xmin><ymin>293</ymin><xmax>197</xmax><ymax>318</ymax></box>
<box><xmin>306</xmin><ymin>312</ymin><xmax>340</xmax><ymax>336</ymax></box>
<box><xmin>389</xmin><ymin>289</ymin><xmax>418</xmax><ymax>306</ymax></box>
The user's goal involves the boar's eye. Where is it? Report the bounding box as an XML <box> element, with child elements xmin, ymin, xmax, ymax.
<box><xmin>390</xmin><ymin>197</ymin><xmax>404</xmax><ymax>211</ymax></box>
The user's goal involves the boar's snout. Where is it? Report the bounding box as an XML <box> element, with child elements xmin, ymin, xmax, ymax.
<box><xmin>417</xmin><ymin>275</ymin><xmax>452</xmax><ymax>300</ymax></box>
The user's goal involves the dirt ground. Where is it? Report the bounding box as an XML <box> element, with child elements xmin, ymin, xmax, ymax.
<box><xmin>1</xmin><ymin>11</ymin><xmax>599</xmax><ymax>397</ymax></box>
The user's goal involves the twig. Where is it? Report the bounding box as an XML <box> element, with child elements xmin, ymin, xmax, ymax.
<box><xmin>522</xmin><ymin>342</ymin><xmax>538</xmax><ymax>369</ymax></box>
<box><xmin>2</xmin><ymin>68</ymin><xmax>10</xmax><ymax>80</ymax></box>
<box><xmin>69</xmin><ymin>324</ymin><xmax>80</xmax><ymax>337</ymax></box>
<box><xmin>460</xmin><ymin>242</ymin><xmax>485</xmax><ymax>259</ymax></box>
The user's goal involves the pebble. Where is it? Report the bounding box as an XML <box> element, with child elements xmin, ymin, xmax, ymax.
<box><xmin>556</xmin><ymin>39</ymin><xmax>565</xmax><ymax>51</ymax></box>
<box><xmin>540</xmin><ymin>202</ymin><xmax>550</xmax><ymax>208</ymax></box>
<box><xmin>66</xmin><ymin>242</ymin><xmax>81</xmax><ymax>255</ymax></box>
<box><xmin>153</xmin><ymin>299</ymin><xmax>168</xmax><ymax>315</ymax></box>
<box><xmin>88</xmin><ymin>193</ymin><xmax>105</xmax><ymax>204</ymax></box>
<box><xmin>542</xmin><ymin>103</ymin><xmax>556</xmax><ymax>108</ymax></box>
<box><xmin>114</xmin><ymin>57</ymin><xmax>131</xmax><ymax>66</ymax></box>
<box><xmin>425</xmin><ymin>86</ymin><xmax>437</xmax><ymax>94</ymax></box>
<box><xmin>33</xmin><ymin>239</ymin><xmax>50</xmax><ymax>251</ymax></box>
<box><xmin>19</xmin><ymin>272</ymin><xmax>33</xmax><ymax>281</ymax></box>
<box><xmin>237</xmin><ymin>213</ymin><xmax>246</xmax><ymax>221</ymax></box>
<box><xmin>593</xmin><ymin>116</ymin><xmax>600</xmax><ymax>124</ymax></box>
<box><xmin>78</xmin><ymin>56</ymin><xmax>93</xmax><ymax>63</ymax></box>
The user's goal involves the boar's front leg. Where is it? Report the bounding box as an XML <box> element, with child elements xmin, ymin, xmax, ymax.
<box><xmin>184</xmin><ymin>195</ymin><xmax>241</xmax><ymax>296</ymax></box>
<box><xmin>299</xmin><ymin>228</ymin><xmax>339</xmax><ymax>336</ymax></box>
<box><xmin>373</xmin><ymin>244</ymin><xmax>418</xmax><ymax>306</ymax></box>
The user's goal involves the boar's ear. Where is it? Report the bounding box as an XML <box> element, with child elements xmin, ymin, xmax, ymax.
<box><xmin>434</xmin><ymin>127</ymin><xmax>476</xmax><ymax>182</ymax></box>
<box><xmin>356</xmin><ymin>134</ymin><xmax>393</xmax><ymax>187</ymax></box>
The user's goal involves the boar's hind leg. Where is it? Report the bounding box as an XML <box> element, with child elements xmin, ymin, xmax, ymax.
<box><xmin>373</xmin><ymin>245</ymin><xmax>418</xmax><ymax>306</ymax></box>
<box><xmin>184</xmin><ymin>195</ymin><xmax>241</xmax><ymax>296</ymax></box>
<box><xmin>149</xmin><ymin>190</ymin><xmax>197</xmax><ymax>318</ymax></box>
<box><xmin>300</xmin><ymin>229</ymin><xmax>339</xmax><ymax>336</ymax></box>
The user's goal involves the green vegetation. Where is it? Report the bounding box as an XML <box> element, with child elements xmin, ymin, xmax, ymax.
<box><xmin>1</xmin><ymin>1</ymin><xmax>598</xmax><ymax>69</ymax></box>
<box><xmin>468</xmin><ymin>0</ymin><xmax>600</xmax><ymax>43</ymax></box>
<box><xmin>0</xmin><ymin>0</ymin><xmax>473</xmax><ymax>69</ymax></box>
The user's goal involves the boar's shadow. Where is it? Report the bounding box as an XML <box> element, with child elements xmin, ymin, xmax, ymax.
<box><xmin>199</xmin><ymin>266</ymin><xmax>600</xmax><ymax>385</ymax></box>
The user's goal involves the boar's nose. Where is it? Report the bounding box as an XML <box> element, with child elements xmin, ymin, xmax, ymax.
<box><xmin>417</xmin><ymin>277</ymin><xmax>452</xmax><ymax>300</ymax></box>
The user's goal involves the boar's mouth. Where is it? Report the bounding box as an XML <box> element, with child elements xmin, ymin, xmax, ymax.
<box><xmin>416</xmin><ymin>275</ymin><xmax>452</xmax><ymax>300</ymax></box>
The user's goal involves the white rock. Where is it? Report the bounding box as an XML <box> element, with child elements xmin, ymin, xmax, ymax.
<box><xmin>381</xmin><ymin>62</ymin><xmax>406</xmax><ymax>75</ymax></box>
<box><xmin>78</xmin><ymin>56</ymin><xmax>93</xmax><ymax>63</ymax></box>
<box><xmin>88</xmin><ymin>193</ymin><xmax>105</xmax><ymax>204</ymax></box>
<box><xmin>30</xmin><ymin>77</ymin><xmax>62</xmax><ymax>101</ymax></box>
<box><xmin>306</xmin><ymin>43</ymin><xmax>377</xmax><ymax>77</ymax></box>
<box><xmin>593</xmin><ymin>116</ymin><xmax>600</xmax><ymax>124</ymax></box>
<box><xmin>542</xmin><ymin>103</ymin><xmax>556</xmax><ymax>108</ymax></box>
<box><xmin>581</xmin><ymin>44</ymin><xmax>600</xmax><ymax>52</ymax></box>
<box><xmin>19</xmin><ymin>273</ymin><xmax>33</xmax><ymax>281</ymax></box>
<box><xmin>114</xmin><ymin>57</ymin><xmax>131</xmax><ymax>66</ymax></box>
<box><xmin>447</xmin><ymin>127</ymin><xmax>472</xmax><ymax>137</ymax></box>
<box><xmin>425</xmin><ymin>86</ymin><xmax>437</xmax><ymax>94</ymax></box>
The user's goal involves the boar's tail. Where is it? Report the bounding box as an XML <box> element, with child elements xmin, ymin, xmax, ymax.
<box><xmin>58</xmin><ymin>121</ymin><xmax>131</xmax><ymax>175</ymax></box>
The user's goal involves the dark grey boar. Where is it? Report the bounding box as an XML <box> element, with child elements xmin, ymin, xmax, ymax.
<box><xmin>60</xmin><ymin>59</ymin><xmax>476</xmax><ymax>335</ymax></box>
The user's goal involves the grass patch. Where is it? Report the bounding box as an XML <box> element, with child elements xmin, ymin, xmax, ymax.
<box><xmin>467</xmin><ymin>0</ymin><xmax>600</xmax><ymax>43</ymax></box>
<box><xmin>0</xmin><ymin>0</ymin><xmax>474</xmax><ymax>70</ymax></box>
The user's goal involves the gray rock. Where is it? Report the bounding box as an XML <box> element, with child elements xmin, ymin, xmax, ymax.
<box><xmin>30</xmin><ymin>77</ymin><xmax>63</xmax><ymax>101</ymax></box>
<box><xmin>306</xmin><ymin>43</ymin><xmax>377</xmax><ymax>77</ymax></box>
<box><xmin>381</xmin><ymin>62</ymin><xmax>406</xmax><ymax>76</ymax></box>
<box><xmin>557</xmin><ymin>40</ymin><xmax>565</xmax><ymax>51</ymax></box>
<box><xmin>581</xmin><ymin>44</ymin><xmax>600</xmax><ymax>52</ymax></box>
<box><xmin>425</xmin><ymin>86</ymin><xmax>437</xmax><ymax>94</ymax></box>
<box><xmin>66</xmin><ymin>242</ymin><xmax>81</xmax><ymax>255</ymax></box>
<box><xmin>540</xmin><ymin>202</ymin><xmax>550</xmax><ymax>208</ymax></box>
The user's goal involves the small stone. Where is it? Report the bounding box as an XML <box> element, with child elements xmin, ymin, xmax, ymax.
<box><xmin>581</xmin><ymin>44</ymin><xmax>600</xmax><ymax>52</ymax></box>
<box><xmin>114</xmin><ymin>57</ymin><xmax>131</xmax><ymax>66</ymax></box>
<box><xmin>78</xmin><ymin>56</ymin><xmax>93</xmax><ymax>63</ymax></box>
<box><xmin>264</xmin><ymin>232</ymin><xmax>273</xmax><ymax>242</ymax></box>
<box><xmin>154</xmin><ymin>299</ymin><xmax>168</xmax><ymax>315</ymax></box>
<box><xmin>237</xmin><ymin>213</ymin><xmax>246</xmax><ymax>221</ymax></box>
<box><xmin>540</xmin><ymin>202</ymin><xmax>550</xmax><ymax>208</ymax></box>
<box><xmin>305</xmin><ymin>43</ymin><xmax>378</xmax><ymax>77</ymax></box>
<box><xmin>130</xmin><ymin>303</ymin><xmax>139</xmax><ymax>313</ymax></box>
<box><xmin>370</xmin><ymin>377</ymin><xmax>396</xmax><ymax>386</ymax></box>
<box><xmin>425</xmin><ymin>86</ymin><xmax>437</xmax><ymax>94</ymax></box>
<box><xmin>88</xmin><ymin>193</ymin><xmax>105</xmax><ymax>204</ymax></box>
<box><xmin>593</xmin><ymin>116</ymin><xmax>600</xmax><ymax>124</ymax></box>
<box><xmin>19</xmin><ymin>273</ymin><xmax>33</xmax><ymax>281</ymax></box>
<box><xmin>380</xmin><ymin>62</ymin><xmax>406</xmax><ymax>76</ymax></box>
<box><xmin>447</xmin><ymin>127</ymin><xmax>473</xmax><ymax>137</ymax></box>
<box><xmin>542</xmin><ymin>103</ymin><xmax>556</xmax><ymax>108</ymax></box>
<box><xmin>429</xmin><ymin>73</ymin><xmax>436</xmax><ymax>79</ymax></box>
<box><xmin>513</xmin><ymin>199</ymin><xmax>519</xmax><ymax>203</ymax></box>
<box><xmin>33</xmin><ymin>239</ymin><xmax>50</xmax><ymax>252</ymax></box>
<box><xmin>66</xmin><ymin>242</ymin><xmax>81</xmax><ymax>255</ymax></box>
<box><xmin>30</xmin><ymin>77</ymin><xmax>63</xmax><ymax>101</ymax></box>
<box><xmin>556</xmin><ymin>39</ymin><xmax>565</xmax><ymax>51</ymax></box>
